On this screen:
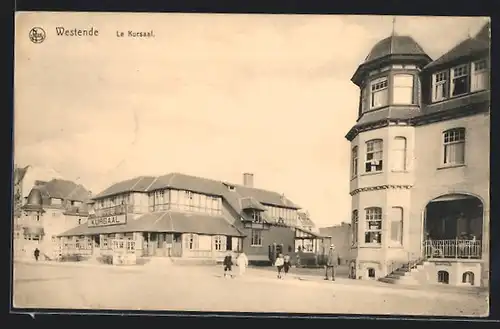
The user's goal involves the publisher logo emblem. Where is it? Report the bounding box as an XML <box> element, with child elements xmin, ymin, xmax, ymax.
<box><xmin>29</xmin><ymin>27</ymin><xmax>46</xmax><ymax>44</ymax></box>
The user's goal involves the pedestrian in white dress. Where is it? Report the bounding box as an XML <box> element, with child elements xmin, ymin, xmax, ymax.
<box><xmin>237</xmin><ymin>252</ymin><xmax>249</xmax><ymax>276</ymax></box>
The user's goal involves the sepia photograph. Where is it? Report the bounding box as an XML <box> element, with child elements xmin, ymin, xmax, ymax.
<box><xmin>12</xmin><ymin>12</ymin><xmax>490</xmax><ymax>317</ymax></box>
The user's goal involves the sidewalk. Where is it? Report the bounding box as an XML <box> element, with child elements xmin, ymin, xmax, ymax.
<box><xmin>13</xmin><ymin>258</ymin><xmax>142</xmax><ymax>272</ymax></box>
<box><xmin>245</xmin><ymin>266</ymin><xmax>488</xmax><ymax>296</ymax></box>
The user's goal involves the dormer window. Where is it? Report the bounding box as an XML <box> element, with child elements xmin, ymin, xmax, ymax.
<box><xmin>252</xmin><ymin>210</ymin><xmax>262</xmax><ymax>223</ymax></box>
<box><xmin>227</xmin><ymin>185</ymin><xmax>235</xmax><ymax>191</ymax></box>
<box><xmin>451</xmin><ymin>64</ymin><xmax>469</xmax><ymax>97</ymax></box>
<box><xmin>432</xmin><ymin>71</ymin><xmax>449</xmax><ymax>102</ymax></box>
<box><xmin>471</xmin><ymin>60</ymin><xmax>489</xmax><ymax>92</ymax></box>
<box><xmin>370</xmin><ymin>77</ymin><xmax>389</xmax><ymax>109</ymax></box>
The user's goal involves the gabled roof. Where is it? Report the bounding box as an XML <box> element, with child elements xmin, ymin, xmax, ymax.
<box><xmin>93</xmin><ymin>172</ymin><xmax>301</xmax><ymax>211</ymax></box>
<box><xmin>298</xmin><ymin>211</ymin><xmax>315</xmax><ymax>227</ymax></box>
<box><xmin>425</xmin><ymin>22</ymin><xmax>490</xmax><ymax>70</ymax></box>
<box><xmin>240</xmin><ymin>196</ymin><xmax>267</xmax><ymax>211</ymax></box>
<box><xmin>37</xmin><ymin>179</ymin><xmax>91</xmax><ymax>202</ymax></box>
<box><xmin>93</xmin><ymin>176</ymin><xmax>156</xmax><ymax>199</ymax></box>
<box><xmin>13</xmin><ymin>165</ymin><xmax>29</xmax><ymax>185</ymax></box>
<box><xmin>58</xmin><ymin>211</ymin><xmax>245</xmax><ymax>237</ymax></box>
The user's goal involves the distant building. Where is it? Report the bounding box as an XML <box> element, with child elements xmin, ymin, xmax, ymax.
<box><xmin>13</xmin><ymin>177</ymin><xmax>92</xmax><ymax>259</ymax></box>
<box><xmin>58</xmin><ymin>172</ymin><xmax>330</xmax><ymax>263</ymax></box>
<box><xmin>319</xmin><ymin>222</ymin><xmax>352</xmax><ymax>264</ymax></box>
<box><xmin>345</xmin><ymin>22</ymin><xmax>490</xmax><ymax>287</ymax></box>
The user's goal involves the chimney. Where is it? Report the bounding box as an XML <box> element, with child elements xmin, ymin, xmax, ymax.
<box><xmin>243</xmin><ymin>173</ymin><xmax>254</xmax><ymax>188</ymax></box>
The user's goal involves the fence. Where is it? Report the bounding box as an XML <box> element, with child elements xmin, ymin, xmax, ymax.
<box><xmin>423</xmin><ymin>239</ymin><xmax>482</xmax><ymax>259</ymax></box>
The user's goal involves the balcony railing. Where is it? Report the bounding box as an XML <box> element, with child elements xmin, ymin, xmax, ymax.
<box><xmin>423</xmin><ymin>239</ymin><xmax>482</xmax><ymax>259</ymax></box>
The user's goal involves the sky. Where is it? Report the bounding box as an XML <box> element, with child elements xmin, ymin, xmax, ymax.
<box><xmin>14</xmin><ymin>13</ymin><xmax>489</xmax><ymax>228</ymax></box>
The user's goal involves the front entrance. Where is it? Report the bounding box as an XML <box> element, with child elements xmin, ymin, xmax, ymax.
<box><xmin>92</xmin><ymin>235</ymin><xmax>100</xmax><ymax>256</ymax></box>
<box><xmin>423</xmin><ymin>194</ymin><xmax>484</xmax><ymax>260</ymax></box>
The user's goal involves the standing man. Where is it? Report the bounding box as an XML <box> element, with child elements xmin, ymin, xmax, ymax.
<box><xmin>34</xmin><ymin>248</ymin><xmax>40</xmax><ymax>262</ymax></box>
<box><xmin>325</xmin><ymin>244</ymin><xmax>339</xmax><ymax>281</ymax></box>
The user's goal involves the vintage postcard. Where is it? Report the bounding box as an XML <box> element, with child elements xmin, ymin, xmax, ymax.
<box><xmin>12</xmin><ymin>12</ymin><xmax>490</xmax><ymax>317</ymax></box>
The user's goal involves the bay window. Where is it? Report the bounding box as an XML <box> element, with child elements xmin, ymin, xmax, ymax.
<box><xmin>360</xmin><ymin>86</ymin><xmax>368</xmax><ymax>113</ymax></box>
<box><xmin>393</xmin><ymin>74</ymin><xmax>414</xmax><ymax>104</ymax></box>
<box><xmin>370</xmin><ymin>77</ymin><xmax>389</xmax><ymax>109</ymax></box>
<box><xmin>443</xmin><ymin>128</ymin><xmax>466</xmax><ymax>165</ymax></box>
<box><xmin>365</xmin><ymin>139</ymin><xmax>383</xmax><ymax>173</ymax></box>
<box><xmin>365</xmin><ymin>207</ymin><xmax>382</xmax><ymax>244</ymax></box>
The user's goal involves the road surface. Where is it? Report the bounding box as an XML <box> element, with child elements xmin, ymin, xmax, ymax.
<box><xmin>12</xmin><ymin>261</ymin><xmax>488</xmax><ymax>317</ymax></box>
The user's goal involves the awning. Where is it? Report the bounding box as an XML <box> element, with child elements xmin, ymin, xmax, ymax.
<box><xmin>23</xmin><ymin>226</ymin><xmax>44</xmax><ymax>236</ymax></box>
<box><xmin>58</xmin><ymin>211</ymin><xmax>246</xmax><ymax>237</ymax></box>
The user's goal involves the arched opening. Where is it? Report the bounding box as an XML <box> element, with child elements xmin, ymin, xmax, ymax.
<box><xmin>423</xmin><ymin>194</ymin><xmax>483</xmax><ymax>259</ymax></box>
<box><xmin>437</xmin><ymin>270</ymin><xmax>449</xmax><ymax>284</ymax></box>
<box><xmin>368</xmin><ymin>268</ymin><xmax>376</xmax><ymax>279</ymax></box>
<box><xmin>462</xmin><ymin>272</ymin><xmax>475</xmax><ymax>285</ymax></box>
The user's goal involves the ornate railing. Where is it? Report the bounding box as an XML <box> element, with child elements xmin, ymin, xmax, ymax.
<box><xmin>423</xmin><ymin>239</ymin><xmax>482</xmax><ymax>259</ymax></box>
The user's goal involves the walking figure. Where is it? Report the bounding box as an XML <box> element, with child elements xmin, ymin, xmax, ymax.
<box><xmin>275</xmin><ymin>253</ymin><xmax>285</xmax><ymax>279</ymax></box>
<box><xmin>236</xmin><ymin>252</ymin><xmax>249</xmax><ymax>277</ymax></box>
<box><xmin>34</xmin><ymin>248</ymin><xmax>40</xmax><ymax>262</ymax></box>
<box><xmin>223</xmin><ymin>252</ymin><xmax>234</xmax><ymax>278</ymax></box>
<box><xmin>283</xmin><ymin>254</ymin><xmax>291</xmax><ymax>276</ymax></box>
<box><xmin>324</xmin><ymin>244</ymin><xmax>339</xmax><ymax>281</ymax></box>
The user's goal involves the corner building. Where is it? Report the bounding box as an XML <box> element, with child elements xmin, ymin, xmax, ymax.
<box><xmin>346</xmin><ymin>23</ymin><xmax>490</xmax><ymax>287</ymax></box>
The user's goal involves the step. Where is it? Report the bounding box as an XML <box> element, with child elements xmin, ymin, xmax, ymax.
<box><xmin>379</xmin><ymin>277</ymin><xmax>420</xmax><ymax>285</ymax></box>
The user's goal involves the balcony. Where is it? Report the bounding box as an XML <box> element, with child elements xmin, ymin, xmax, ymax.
<box><xmin>423</xmin><ymin>239</ymin><xmax>482</xmax><ymax>260</ymax></box>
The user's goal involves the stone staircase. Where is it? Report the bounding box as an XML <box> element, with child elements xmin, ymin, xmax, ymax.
<box><xmin>379</xmin><ymin>258</ymin><xmax>430</xmax><ymax>285</ymax></box>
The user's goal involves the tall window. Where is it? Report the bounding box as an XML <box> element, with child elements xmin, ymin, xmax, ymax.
<box><xmin>365</xmin><ymin>139</ymin><xmax>383</xmax><ymax>172</ymax></box>
<box><xmin>351</xmin><ymin>146</ymin><xmax>358</xmax><ymax>177</ymax></box>
<box><xmin>352</xmin><ymin>210</ymin><xmax>358</xmax><ymax>246</ymax></box>
<box><xmin>391</xmin><ymin>137</ymin><xmax>407</xmax><ymax>171</ymax></box>
<box><xmin>443</xmin><ymin>128</ymin><xmax>466</xmax><ymax>165</ymax></box>
<box><xmin>370</xmin><ymin>77</ymin><xmax>389</xmax><ymax>109</ymax></box>
<box><xmin>393</xmin><ymin>74</ymin><xmax>414</xmax><ymax>104</ymax></box>
<box><xmin>251</xmin><ymin>230</ymin><xmax>262</xmax><ymax>246</ymax></box>
<box><xmin>390</xmin><ymin>207</ymin><xmax>404</xmax><ymax>245</ymax></box>
<box><xmin>451</xmin><ymin>65</ymin><xmax>469</xmax><ymax>96</ymax></box>
<box><xmin>432</xmin><ymin>71</ymin><xmax>449</xmax><ymax>102</ymax></box>
<box><xmin>365</xmin><ymin>207</ymin><xmax>382</xmax><ymax>244</ymax></box>
<box><xmin>471</xmin><ymin>60</ymin><xmax>489</xmax><ymax>92</ymax></box>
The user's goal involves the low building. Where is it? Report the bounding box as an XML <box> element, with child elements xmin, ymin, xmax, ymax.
<box><xmin>13</xmin><ymin>178</ymin><xmax>92</xmax><ymax>259</ymax></box>
<box><xmin>319</xmin><ymin>222</ymin><xmax>353</xmax><ymax>264</ymax></box>
<box><xmin>58</xmin><ymin>172</ymin><xmax>330</xmax><ymax>264</ymax></box>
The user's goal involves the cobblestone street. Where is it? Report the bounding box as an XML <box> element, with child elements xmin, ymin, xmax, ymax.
<box><xmin>12</xmin><ymin>261</ymin><xmax>488</xmax><ymax>317</ymax></box>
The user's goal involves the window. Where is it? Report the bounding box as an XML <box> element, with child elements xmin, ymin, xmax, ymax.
<box><xmin>451</xmin><ymin>65</ymin><xmax>469</xmax><ymax>96</ymax></box>
<box><xmin>462</xmin><ymin>271</ymin><xmax>475</xmax><ymax>285</ymax></box>
<box><xmin>252</xmin><ymin>210</ymin><xmax>262</xmax><ymax>223</ymax></box>
<box><xmin>351</xmin><ymin>210</ymin><xmax>358</xmax><ymax>245</ymax></box>
<box><xmin>185</xmin><ymin>234</ymin><xmax>199</xmax><ymax>250</ymax></box>
<box><xmin>391</xmin><ymin>137</ymin><xmax>407</xmax><ymax>171</ymax></box>
<box><xmin>443</xmin><ymin>128</ymin><xmax>466</xmax><ymax>165</ymax></box>
<box><xmin>437</xmin><ymin>270</ymin><xmax>449</xmax><ymax>284</ymax></box>
<box><xmin>365</xmin><ymin>139</ymin><xmax>383</xmax><ymax>172</ymax></box>
<box><xmin>393</xmin><ymin>74</ymin><xmax>414</xmax><ymax>104</ymax></box>
<box><xmin>185</xmin><ymin>191</ymin><xmax>193</xmax><ymax>200</ymax></box>
<box><xmin>471</xmin><ymin>60</ymin><xmax>488</xmax><ymax>92</ymax></box>
<box><xmin>370</xmin><ymin>77</ymin><xmax>389</xmax><ymax>109</ymax></box>
<box><xmin>214</xmin><ymin>235</ymin><xmax>224</xmax><ymax>251</ymax></box>
<box><xmin>365</xmin><ymin>207</ymin><xmax>382</xmax><ymax>244</ymax></box>
<box><xmin>251</xmin><ymin>230</ymin><xmax>262</xmax><ymax>246</ymax></box>
<box><xmin>390</xmin><ymin>207</ymin><xmax>403</xmax><ymax>245</ymax></box>
<box><xmin>432</xmin><ymin>71</ymin><xmax>449</xmax><ymax>102</ymax></box>
<box><xmin>351</xmin><ymin>146</ymin><xmax>358</xmax><ymax>177</ymax></box>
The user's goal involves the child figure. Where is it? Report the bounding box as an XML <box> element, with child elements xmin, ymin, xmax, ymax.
<box><xmin>275</xmin><ymin>253</ymin><xmax>285</xmax><ymax>279</ymax></box>
<box><xmin>283</xmin><ymin>254</ymin><xmax>291</xmax><ymax>276</ymax></box>
<box><xmin>223</xmin><ymin>252</ymin><xmax>234</xmax><ymax>278</ymax></box>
